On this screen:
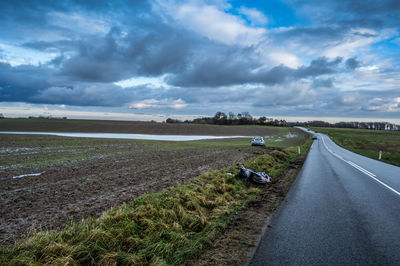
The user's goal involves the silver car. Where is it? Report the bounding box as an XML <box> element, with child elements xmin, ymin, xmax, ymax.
<box><xmin>251</xmin><ymin>136</ymin><xmax>265</xmax><ymax>146</ymax></box>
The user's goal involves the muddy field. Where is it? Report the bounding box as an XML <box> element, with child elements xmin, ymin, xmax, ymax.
<box><xmin>0</xmin><ymin>123</ymin><xmax>308</xmax><ymax>246</ymax></box>
<box><xmin>0</xmin><ymin>118</ymin><xmax>282</xmax><ymax>136</ymax></box>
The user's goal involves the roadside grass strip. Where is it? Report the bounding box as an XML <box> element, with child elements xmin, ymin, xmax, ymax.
<box><xmin>311</xmin><ymin>127</ymin><xmax>400</xmax><ymax>167</ymax></box>
<box><xmin>0</xmin><ymin>145</ymin><xmax>307</xmax><ymax>265</ymax></box>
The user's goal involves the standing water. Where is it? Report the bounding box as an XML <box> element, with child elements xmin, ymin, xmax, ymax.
<box><xmin>0</xmin><ymin>131</ymin><xmax>249</xmax><ymax>141</ymax></box>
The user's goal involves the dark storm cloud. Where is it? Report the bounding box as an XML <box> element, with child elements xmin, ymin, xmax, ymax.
<box><xmin>286</xmin><ymin>0</ymin><xmax>400</xmax><ymax>28</ymax></box>
<box><xmin>0</xmin><ymin>63</ymin><xmax>51</xmax><ymax>102</ymax></box>
<box><xmin>23</xmin><ymin>40</ymin><xmax>79</xmax><ymax>53</ymax></box>
<box><xmin>353</xmin><ymin>32</ymin><xmax>377</xmax><ymax>38</ymax></box>
<box><xmin>4</xmin><ymin>2</ymin><xmax>356</xmax><ymax>107</ymax></box>
<box><xmin>1</xmin><ymin>35</ymin><xmax>351</xmax><ymax>106</ymax></box>
<box><xmin>0</xmin><ymin>0</ymin><xmax>148</xmax><ymax>18</ymax></box>
<box><xmin>0</xmin><ymin>59</ymin><xmax>140</xmax><ymax>106</ymax></box>
<box><xmin>57</xmin><ymin>26</ymin><xmax>194</xmax><ymax>82</ymax></box>
<box><xmin>345</xmin><ymin>58</ymin><xmax>360</xmax><ymax>70</ymax></box>
<box><xmin>0</xmin><ymin>0</ymin><xmax>198</xmax><ymax>106</ymax></box>
<box><xmin>169</xmin><ymin>56</ymin><xmax>345</xmax><ymax>87</ymax></box>
<box><xmin>273</xmin><ymin>0</ymin><xmax>400</xmax><ymax>53</ymax></box>
<box><xmin>312</xmin><ymin>78</ymin><xmax>334</xmax><ymax>88</ymax></box>
<box><xmin>0</xmin><ymin>0</ymin><xmax>150</xmax><ymax>42</ymax></box>
<box><xmin>31</xmin><ymin>83</ymin><xmax>136</xmax><ymax>106</ymax></box>
<box><xmin>274</xmin><ymin>26</ymin><xmax>346</xmax><ymax>43</ymax></box>
<box><xmin>342</xmin><ymin>0</ymin><xmax>400</xmax><ymax>22</ymax></box>
<box><xmin>0</xmin><ymin>8</ymin><xmax>197</xmax><ymax>107</ymax></box>
<box><xmin>48</xmin><ymin>55</ymin><xmax>66</xmax><ymax>67</ymax></box>
<box><xmin>295</xmin><ymin>57</ymin><xmax>342</xmax><ymax>77</ymax></box>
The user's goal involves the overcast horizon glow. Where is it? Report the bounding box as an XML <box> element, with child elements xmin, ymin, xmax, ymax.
<box><xmin>0</xmin><ymin>0</ymin><xmax>399</xmax><ymax>122</ymax></box>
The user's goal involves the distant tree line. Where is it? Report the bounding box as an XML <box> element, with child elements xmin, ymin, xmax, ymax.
<box><xmin>166</xmin><ymin>112</ymin><xmax>288</xmax><ymax>126</ymax></box>
<box><xmin>166</xmin><ymin>112</ymin><xmax>399</xmax><ymax>131</ymax></box>
<box><xmin>28</xmin><ymin>116</ymin><xmax>68</xmax><ymax>119</ymax></box>
<box><xmin>288</xmin><ymin>120</ymin><xmax>399</xmax><ymax>131</ymax></box>
<box><xmin>0</xmin><ymin>115</ymin><xmax>68</xmax><ymax>119</ymax></box>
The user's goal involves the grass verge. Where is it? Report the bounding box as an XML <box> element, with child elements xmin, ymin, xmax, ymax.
<box><xmin>0</xmin><ymin>140</ymin><xmax>311</xmax><ymax>265</ymax></box>
<box><xmin>312</xmin><ymin>127</ymin><xmax>400</xmax><ymax>166</ymax></box>
<box><xmin>192</xmin><ymin>140</ymin><xmax>312</xmax><ymax>265</ymax></box>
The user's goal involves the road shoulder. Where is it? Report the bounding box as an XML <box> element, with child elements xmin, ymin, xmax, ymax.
<box><xmin>191</xmin><ymin>150</ymin><xmax>310</xmax><ymax>265</ymax></box>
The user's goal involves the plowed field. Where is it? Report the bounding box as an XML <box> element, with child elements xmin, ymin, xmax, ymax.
<box><xmin>0</xmin><ymin>120</ymin><xmax>308</xmax><ymax>246</ymax></box>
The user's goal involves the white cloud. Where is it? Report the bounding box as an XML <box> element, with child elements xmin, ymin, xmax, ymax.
<box><xmin>341</xmin><ymin>94</ymin><xmax>359</xmax><ymax>105</ymax></box>
<box><xmin>359</xmin><ymin>65</ymin><xmax>379</xmax><ymax>71</ymax></box>
<box><xmin>278</xmin><ymin>27</ymin><xmax>397</xmax><ymax>62</ymax></box>
<box><xmin>265</xmin><ymin>50</ymin><xmax>301</xmax><ymax>68</ymax></box>
<box><xmin>338</xmin><ymin>56</ymin><xmax>400</xmax><ymax>93</ymax></box>
<box><xmin>129</xmin><ymin>98</ymin><xmax>187</xmax><ymax>109</ymax></box>
<box><xmin>322</xmin><ymin>29</ymin><xmax>377</xmax><ymax>58</ymax></box>
<box><xmin>156</xmin><ymin>1</ymin><xmax>266</xmax><ymax>46</ymax></box>
<box><xmin>238</xmin><ymin>7</ymin><xmax>268</xmax><ymax>25</ymax></box>
<box><xmin>0</xmin><ymin>42</ymin><xmax>57</xmax><ymax>66</ymax></box>
<box><xmin>114</xmin><ymin>75</ymin><xmax>169</xmax><ymax>88</ymax></box>
<box><xmin>324</xmin><ymin>28</ymin><xmax>397</xmax><ymax>59</ymax></box>
<box><xmin>47</xmin><ymin>12</ymin><xmax>110</xmax><ymax>35</ymax></box>
<box><xmin>365</xmin><ymin>97</ymin><xmax>400</xmax><ymax>112</ymax></box>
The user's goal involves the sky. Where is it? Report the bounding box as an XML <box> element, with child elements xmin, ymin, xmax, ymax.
<box><xmin>0</xmin><ymin>0</ymin><xmax>399</xmax><ymax>122</ymax></box>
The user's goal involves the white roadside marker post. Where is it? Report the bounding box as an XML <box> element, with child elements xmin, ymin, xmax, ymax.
<box><xmin>298</xmin><ymin>146</ymin><xmax>301</xmax><ymax>154</ymax></box>
<box><xmin>379</xmin><ymin>151</ymin><xmax>382</xmax><ymax>160</ymax></box>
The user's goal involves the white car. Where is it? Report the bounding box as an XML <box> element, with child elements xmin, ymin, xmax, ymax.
<box><xmin>251</xmin><ymin>136</ymin><xmax>265</xmax><ymax>146</ymax></box>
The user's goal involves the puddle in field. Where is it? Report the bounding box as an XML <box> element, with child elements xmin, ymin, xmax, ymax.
<box><xmin>0</xmin><ymin>147</ymin><xmax>36</xmax><ymax>153</ymax></box>
<box><xmin>0</xmin><ymin>131</ymin><xmax>249</xmax><ymax>141</ymax></box>
<box><xmin>284</xmin><ymin>133</ymin><xmax>298</xmax><ymax>138</ymax></box>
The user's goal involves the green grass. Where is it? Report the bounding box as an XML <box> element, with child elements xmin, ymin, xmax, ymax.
<box><xmin>312</xmin><ymin>127</ymin><xmax>400</xmax><ymax>166</ymax></box>
<box><xmin>0</xmin><ymin>140</ymin><xmax>311</xmax><ymax>265</ymax></box>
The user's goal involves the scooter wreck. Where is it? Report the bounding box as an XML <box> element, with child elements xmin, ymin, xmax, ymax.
<box><xmin>238</xmin><ymin>165</ymin><xmax>271</xmax><ymax>185</ymax></box>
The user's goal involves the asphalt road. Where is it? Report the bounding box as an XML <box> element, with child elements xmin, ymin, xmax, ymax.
<box><xmin>250</xmin><ymin>128</ymin><xmax>400</xmax><ymax>265</ymax></box>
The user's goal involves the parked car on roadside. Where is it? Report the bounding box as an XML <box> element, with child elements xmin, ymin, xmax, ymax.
<box><xmin>251</xmin><ymin>136</ymin><xmax>265</xmax><ymax>146</ymax></box>
<box><xmin>312</xmin><ymin>135</ymin><xmax>318</xmax><ymax>140</ymax></box>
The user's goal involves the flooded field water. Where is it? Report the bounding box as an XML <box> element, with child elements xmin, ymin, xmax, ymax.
<box><xmin>0</xmin><ymin>131</ymin><xmax>248</xmax><ymax>141</ymax></box>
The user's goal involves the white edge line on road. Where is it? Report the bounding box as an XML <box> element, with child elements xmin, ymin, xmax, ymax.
<box><xmin>320</xmin><ymin>134</ymin><xmax>400</xmax><ymax>197</ymax></box>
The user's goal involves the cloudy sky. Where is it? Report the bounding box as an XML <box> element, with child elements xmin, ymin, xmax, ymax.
<box><xmin>0</xmin><ymin>0</ymin><xmax>399</xmax><ymax>122</ymax></box>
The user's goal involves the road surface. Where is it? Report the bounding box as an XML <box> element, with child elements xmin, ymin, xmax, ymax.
<box><xmin>250</xmin><ymin>128</ymin><xmax>400</xmax><ymax>265</ymax></box>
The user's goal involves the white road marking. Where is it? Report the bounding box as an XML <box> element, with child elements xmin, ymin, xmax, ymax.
<box><xmin>320</xmin><ymin>134</ymin><xmax>400</xmax><ymax>197</ymax></box>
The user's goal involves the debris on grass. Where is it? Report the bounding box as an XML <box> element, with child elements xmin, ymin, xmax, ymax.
<box><xmin>12</xmin><ymin>171</ymin><xmax>46</xmax><ymax>179</ymax></box>
<box><xmin>238</xmin><ymin>165</ymin><xmax>271</xmax><ymax>184</ymax></box>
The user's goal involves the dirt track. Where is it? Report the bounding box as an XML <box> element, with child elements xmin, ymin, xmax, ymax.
<box><xmin>0</xmin><ymin>135</ymin><xmax>270</xmax><ymax>246</ymax></box>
